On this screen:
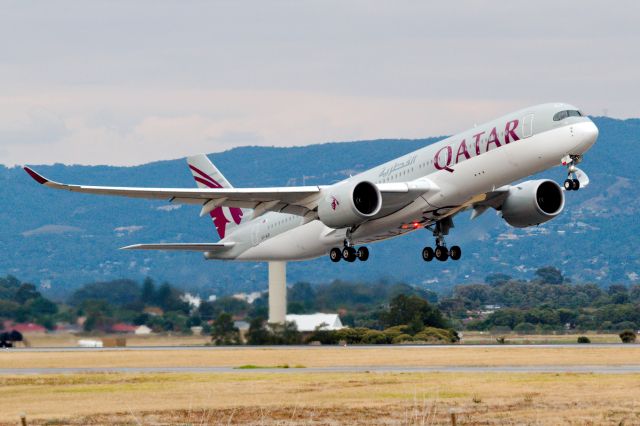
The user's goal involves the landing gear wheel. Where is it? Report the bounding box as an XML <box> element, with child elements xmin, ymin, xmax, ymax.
<box><xmin>449</xmin><ymin>245</ymin><xmax>462</xmax><ymax>260</ymax></box>
<box><xmin>572</xmin><ymin>179</ymin><xmax>580</xmax><ymax>191</ymax></box>
<box><xmin>434</xmin><ymin>245</ymin><xmax>449</xmax><ymax>262</ymax></box>
<box><xmin>356</xmin><ymin>246</ymin><xmax>369</xmax><ymax>262</ymax></box>
<box><xmin>564</xmin><ymin>179</ymin><xmax>573</xmax><ymax>191</ymax></box>
<box><xmin>329</xmin><ymin>247</ymin><xmax>342</xmax><ymax>262</ymax></box>
<box><xmin>422</xmin><ymin>247</ymin><xmax>434</xmax><ymax>262</ymax></box>
<box><xmin>342</xmin><ymin>246</ymin><xmax>357</xmax><ymax>262</ymax></box>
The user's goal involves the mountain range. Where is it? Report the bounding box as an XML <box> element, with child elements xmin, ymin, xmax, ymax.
<box><xmin>1</xmin><ymin>117</ymin><xmax>638</xmax><ymax>300</ymax></box>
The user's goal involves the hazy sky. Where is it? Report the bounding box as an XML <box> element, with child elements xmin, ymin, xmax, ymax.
<box><xmin>1</xmin><ymin>1</ymin><xmax>638</xmax><ymax>166</ymax></box>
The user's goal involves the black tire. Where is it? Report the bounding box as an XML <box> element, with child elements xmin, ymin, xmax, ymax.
<box><xmin>564</xmin><ymin>179</ymin><xmax>573</xmax><ymax>191</ymax></box>
<box><xmin>357</xmin><ymin>246</ymin><xmax>369</xmax><ymax>261</ymax></box>
<box><xmin>329</xmin><ymin>247</ymin><xmax>342</xmax><ymax>262</ymax></box>
<box><xmin>422</xmin><ymin>247</ymin><xmax>434</xmax><ymax>262</ymax></box>
<box><xmin>449</xmin><ymin>245</ymin><xmax>462</xmax><ymax>260</ymax></box>
<box><xmin>342</xmin><ymin>246</ymin><xmax>356</xmax><ymax>262</ymax></box>
<box><xmin>572</xmin><ymin>179</ymin><xmax>580</xmax><ymax>191</ymax></box>
<box><xmin>435</xmin><ymin>245</ymin><xmax>449</xmax><ymax>261</ymax></box>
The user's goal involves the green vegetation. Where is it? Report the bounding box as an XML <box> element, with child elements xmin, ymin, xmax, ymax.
<box><xmin>577</xmin><ymin>336</ymin><xmax>591</xmax><ymax>344</ymax></box>
<box><xmin>3</xmin><ymin>266</ymin><xmax>640</xmax><ymax>345</ymax></box>
<box><xmin>619</xmin><ymin>330</ymin><xmax>637</xmax><ymax>343</ymax></box>
<box><xmin>439</xmin><ymin>267</ymin><xmax>640</xmax><ymax>333</ymax></box>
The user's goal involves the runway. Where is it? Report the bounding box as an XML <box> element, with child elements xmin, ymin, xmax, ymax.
<box><xmin>3</xmin><ymin>364</ymin><xmax>640</xmax><ymax>375</ymax></box>
<box><xmin>4</xmin><ymin>343</ymin><xmax>634</xmax><ymax>352</ymax></box>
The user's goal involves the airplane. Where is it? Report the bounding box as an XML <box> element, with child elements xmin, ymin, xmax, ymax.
<box><xmin>24</xmin><ymin>102</ymin><xmax>598</xmax><ymax>264</ymax></box>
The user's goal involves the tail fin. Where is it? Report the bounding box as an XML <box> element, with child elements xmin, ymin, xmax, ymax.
<box><xmin>187</xmin><ymin>154</ymin><xmax>249</xmax><ymax>239</ymax></box>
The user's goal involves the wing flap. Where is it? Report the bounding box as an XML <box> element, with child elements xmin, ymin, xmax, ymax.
<box><xmin>121</xmin><ymin>242</ymin><xmax>235</xmax><ymax>251</ymax></box>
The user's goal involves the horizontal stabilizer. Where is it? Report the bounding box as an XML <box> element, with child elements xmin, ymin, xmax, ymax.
<box><xmin>120</xmin><ymin>242</ymin><xmax>235</xmax><ymax>252</ymax></box>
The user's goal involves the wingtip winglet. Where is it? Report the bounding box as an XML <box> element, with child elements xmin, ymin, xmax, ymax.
<box><xmin>23</xmin><ymin>166</ymin><xmax>49</xmax><ymax>184</ymax></box>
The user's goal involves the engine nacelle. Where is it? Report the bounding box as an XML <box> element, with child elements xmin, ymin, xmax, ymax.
<box><xmin>501</xmin><ymin>179</ymin><xmax>565</xmax><ymax>228</ymax></box>
<box><xmin>317</xmin><ymin>180</ymin><xmax>382</xmax><ymax>228</ymax></box>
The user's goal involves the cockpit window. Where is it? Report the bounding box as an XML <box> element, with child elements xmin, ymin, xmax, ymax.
<box><xmin>553</xmin><ymin>110</ymin><xmax>582</xmax><ymax>121</ymax></box>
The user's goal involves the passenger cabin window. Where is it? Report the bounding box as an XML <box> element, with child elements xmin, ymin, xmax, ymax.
<box><xmin>553</xmin><ymin>110</ymin><xmax>582</xmax><ymax>121</ymax></box>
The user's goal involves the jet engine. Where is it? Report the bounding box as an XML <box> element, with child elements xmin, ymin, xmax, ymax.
<box><xmin>500</xmin><ymin>179</ymin><xmax>565</xmax><ymax>228</ymax></box>
<box><xmin>317</xmin><ymin>180</ymin><xmax>382</xmax><ymax>228</ymax></box>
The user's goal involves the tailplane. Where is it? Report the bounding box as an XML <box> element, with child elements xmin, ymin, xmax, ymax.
<box><xmin>187</xmin><ymin>154</ymin><xmax>250</xmax><ymax>239</ymax></box>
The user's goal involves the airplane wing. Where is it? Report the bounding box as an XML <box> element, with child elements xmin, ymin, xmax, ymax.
<box><xmin>24</xmin><ymin>167</ymin><xmax>438</xmax><ymax>219</ymax></box>
<box><xmin>121</xmin><ymin>243</ymin><xmax>233</xmax><ymax>251</ymax></box>
<box><xmin>24</xmin><ymin>167</ymin><xmax>322</xmax><ymax>217</ymax></box>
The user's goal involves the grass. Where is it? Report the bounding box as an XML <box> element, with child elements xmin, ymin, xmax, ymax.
<box><xmin>2</xmin><ymin>371</ymin><xmax>640</xmax><ymax>424</ymax></box>
<box><xmin>3</xmin><ymin>345</ymin><xmax>640</xmax><ymax>370</ymax></box>
<box><xmin>235</xmin><ymin>364</ymin><xmax>305</xmax><ymax>369</ymax></box>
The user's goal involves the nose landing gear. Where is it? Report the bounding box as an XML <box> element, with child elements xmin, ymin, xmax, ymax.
<box><xmin>422</xmin><ymin>218</ymin><xmax>462</xmax><ymax>262</ymax></box>
<box><xmin>561</xmin><ymin>154</ymin><xmax>590</xmax><ymax>191</ymax></box>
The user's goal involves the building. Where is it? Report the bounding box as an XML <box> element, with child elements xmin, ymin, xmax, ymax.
<box><xmin>285</xmin><ymin>313</ymin><xmax>344</xmax><ymax>332</ymax></box>
<box><xmin>111</xmin><ymin>323</ymin><xmax>137</xmax><ymax>333</ymax></box>
<box><xmin>134</xmin><ymin>325</ymin><xmax>152</xmax><ymax>335</ymax></box>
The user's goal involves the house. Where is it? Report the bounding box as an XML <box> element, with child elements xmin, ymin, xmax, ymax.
<box><xmin>134</xmin><ymin>325</ymin><xmax>152</xmax><ymax>335</ymax></box>
<box><xmin>285</xmin><ymin>313</ymin><xmax>344</xmax><ymax>332</ymax></box>
<box><xmin>111</xmin><ymin>323</ymin><xmax>137</xmax><ymax>333</ymax></box>
<box><xmin>3</xmin><ymin>322</ymin><xmax>46</xmax><ymax>334</ymax></box>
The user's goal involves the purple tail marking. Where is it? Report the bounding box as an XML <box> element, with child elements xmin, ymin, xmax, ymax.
<box><xmin>189</xmin><ymin>164</ymin><xmax>243</xmax><ymax>239</ymax></box>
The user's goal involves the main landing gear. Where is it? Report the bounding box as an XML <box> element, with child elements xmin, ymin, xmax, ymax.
<box><xmin>422</xmin><ymin>218</ymin><xmax>461</xmax><ymax>262</ymax></box>
<box><xmin>562</xmin><ymin>154</ymin><xmax>589</xmax><ymax>191</ymax></box>
<box><xmin>329</xmin><ymin>230</ymin><xmax>369</xmax><ymax>263</ymax></box>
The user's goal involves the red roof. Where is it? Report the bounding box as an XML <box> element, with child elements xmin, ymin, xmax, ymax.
<box><xmin>111</xmin><ymin>323</ymin><xmax>137</xmax><ymax>333</ymax></box>
<box><xmin>8</xmin><ymin>322</ymin><xmax>47</xmax><ymax>333</ymax></box>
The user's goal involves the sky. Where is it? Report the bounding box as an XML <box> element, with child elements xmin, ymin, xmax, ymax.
<box><xmin>1</xmin><ymin>1</ymin><xmax>638</xmax><ymax>166</ymax></box>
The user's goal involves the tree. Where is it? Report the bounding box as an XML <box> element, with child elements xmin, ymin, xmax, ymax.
<box><xmin>211</xmin><ymin>313</ymin><xmax>240</xmax><ymax>345</ymax></box>
<box><xmin>619</xmin><ymin>330</ymin><xmax>637</xmax><ymax>344</ymax></box>
<box><xmin>485</xmin><ymin>273</ymin><xmax>512</xmax><ymax>286</ymax></box>
<box><xmin>141</xmin><ymin>277</ymin><xmax>155</xmax><ymax>304</ymax></box>
<box><xmin>27</xmin><ymin>297</ymin><xmax>58</xmax><ymax>316</ymax></box>
<box><xmin>246</xmin><ymin>317</ymin><xmax>272</xmax><ymax>345</ymax></box>
<box><xmin>534</xmin><ymin>267</ymin><xmax>564</xmax><ymax>285</ymax></box>
<box><xmin>383</xmin><ymin>294</ymin><xmax>447</xmax><ymax>329</ymax></box>
<box><xmin>15</xmin><ymin>283</ymin><xmax>40</xmax><ymax>304</ymax></box>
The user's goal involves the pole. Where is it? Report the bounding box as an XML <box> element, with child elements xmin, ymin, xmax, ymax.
<box><xmin>268</xmin><ymin>261</ymin><xmax>287</xmax><ymax>324</ymax></box>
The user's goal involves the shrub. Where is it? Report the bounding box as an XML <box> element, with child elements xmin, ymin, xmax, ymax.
<box><xmin>362</xmin><ymin>330</ymin><xmax>392</xmax><ymax>344</ymax></box>
<box><xmin>392</xmin><ymin>334</ymin><xmax>414</xmax><ymax>344</ymax></box>
<box><xmin>413</xmin><ymin>327</ymin><xmax>455</xmax><ymax>344</ymax></box>
<box><xmin>514</xmin><ymin>322</ymin><xmax>536</xmax><ymax>335</ymax></box>
<box><xmin>577</xmin><ymin>336</ymin><xmax>591</xmax><ymax>344</ymax></box>
<box><xmin>619</xmin><ymin>329</ymin><xmax>637</xmax><ymax>344</ymax></box>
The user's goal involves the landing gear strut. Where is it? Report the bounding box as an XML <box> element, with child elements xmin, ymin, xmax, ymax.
<box><xmin>422</xmin><ymin>217</ymin><xmax>461</xmax><ymax>262</ymax></box>
<box><xmin>562</xmin><ymin>154</ymin><xmax>585</xmax><ymax>191</ymax></box>
<box><xmin>329</xmin><ymin>229</ymin><xmax>369</xmax><ymax>263</ymax></box>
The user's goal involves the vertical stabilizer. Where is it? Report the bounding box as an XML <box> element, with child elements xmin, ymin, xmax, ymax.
<box><xmin>186</xmin><ymin>154</ymin><xmax>249</xmax><ymax>239</ymax></box>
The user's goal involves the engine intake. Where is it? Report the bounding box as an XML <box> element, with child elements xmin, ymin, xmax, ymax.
<box><xmin>501</xmin><ymin>179</ymin><xmax>564</xmax><ymax>228</ymax></box>
<box><xmin>318</xmin><ymin>180</ymin><xmax>382</xmax><ymax>228</ymax></box>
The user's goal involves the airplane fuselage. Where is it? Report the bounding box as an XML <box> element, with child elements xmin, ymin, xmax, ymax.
<box><xmin>222</xmin><ymin>103</ymin><xmax>598</xmax><ymax>261</ymax></box>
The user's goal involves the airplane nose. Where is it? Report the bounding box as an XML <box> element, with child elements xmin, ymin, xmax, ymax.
<box><xmin>572</xmin><ymin>120</ymin><xmax>599</xmax><ymax>153</ymax></box>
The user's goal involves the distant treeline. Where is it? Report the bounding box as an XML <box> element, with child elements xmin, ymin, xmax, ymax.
<box><xmin>2</xmin><ymin>266</ymin><xmax>640</xmax><ymax>338</ymax></box>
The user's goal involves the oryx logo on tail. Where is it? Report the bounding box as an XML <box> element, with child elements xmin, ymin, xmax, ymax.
<box><xmin>187</xmin><ymin>155</ymin><xmax>245</xmax><ymax>239</ymax></box>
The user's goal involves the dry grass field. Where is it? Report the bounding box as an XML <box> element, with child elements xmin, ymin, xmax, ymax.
<box><xmin>1</xmin><ymin>345</ymin><xmax>640</xmax><ymax>424</ymax></box>
<box><xmin>1</xmin><ymin>371</ymin><xmax>640</xmax><ymax>425</ymax></box>
<box><xmin>2</xmin><ymin>345</ymin><xmax>640</xmax><ymax>370</ymax></box>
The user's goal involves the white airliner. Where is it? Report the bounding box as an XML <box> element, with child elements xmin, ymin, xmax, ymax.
<box><xmin>25</xmin><ymin>103</ymin><xmax>598</xmax><ymax>263</ymax></box>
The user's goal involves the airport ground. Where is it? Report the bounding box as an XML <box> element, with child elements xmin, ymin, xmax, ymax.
<box><xmin>2</xmin><ymin>342</ymin><xmax>640</xmax><ymax>425</ymax></box>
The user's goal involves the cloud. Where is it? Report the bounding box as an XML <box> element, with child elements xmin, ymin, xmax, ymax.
<box><xmin>0</xmin><ymin>107</ymin><xmax>69</xmax><ymax>145</ymax></box>
<box><xmin>0</xmin><ymin>1</ymin><xmax>638</xmax><ymax>166</ymax></box>
<box><xmin>22</xmin><ymin>225</ymin><xmax>83</xmax><ymax>237</ymax></box>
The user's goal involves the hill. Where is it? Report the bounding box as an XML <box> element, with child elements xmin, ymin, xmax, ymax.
<box><xmin>1</xmin><ymin>117</ymin><xmax>638</xmax><ymax>299</ymax></box>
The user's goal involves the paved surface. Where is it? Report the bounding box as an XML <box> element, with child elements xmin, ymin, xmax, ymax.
<box><xmin>2</xmin><ymin>365</ymin><xmax>640</xmax><ymax>375</ymax></box>
<box><xmin>3</xmin><ymin>343</ymin><xmax>635</xmax><ymax>352</ymax></box>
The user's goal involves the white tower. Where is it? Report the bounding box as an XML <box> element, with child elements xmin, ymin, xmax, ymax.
<box><xmin>268</xmin><ymin>261</ymin><xmax>287</xmax><ymax>324</ymax></box>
